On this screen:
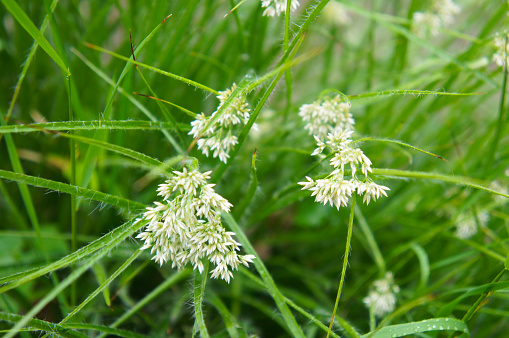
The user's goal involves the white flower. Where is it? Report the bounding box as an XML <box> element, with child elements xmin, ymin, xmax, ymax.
<box><xmin>188</xmin><ymin>84</ymin><xmax>250</xmax><ymax>163</ymax></box>
<box><xmin>299</xmin><ymin>96</ymin><xmax>354</xmax><ymax>140</ymax></box>
<box><xmin>454</xmin><ymin>217</ymin><xmax>477</xmax><ymax>239</ymax></box>
<box><xmin>363</xmin><ymin>272</ymin><xmax>400</xmax><ymax>317</ymax></box>
<box><xmin>412</xmin><ymin>0</ymin><xmax>460</xmax><ymax>36</ymax></box>
<box><xmin>490</xmin><ymin>180</ymin><xmax>508</xmax><ymax>202</ymax></box>
<box><xmin>413</xmin><ymin>12</ymin><xmax>441</xmax><ymax>36</ymax></box>
<box><xmin>298</xmin><ymin>111</ymin><xmax>389</xmax><ymax>209</ymax></box>
<box><xmin>357</xmin><ymin>181</ymin><xmax>390</xmax><ymax>205</ymax></box>
<box><xmin>492</xmin><ymin>35</ymin><xmax>508</xmax><ymax>67</ymax></box>
<box><xmin>454</xmin><ymin>211</ymin><xmax>490</xmax><ymax>240</ymax></box>
<box><xmin>137</xmin><ymin>168</ymin><xmax>254</xmax><ymax>283</ymax></box>
<box><xmin>304</xmin><ymin>176</ymin><xmax>357</xmax><ymax>210</ymax></box>
<box><xmin>433</xmin><ymin>0</ymin><xmax>460</xmax><ymax>25</ymax></box>
<box><xmin>261</xmin><ymin>0</ymin><xmax>299</xmax><ymax>17</ymax></box>
<box><xmin>322</xmin><ymin>2</ymin><xmax>351</xmax><ymax>26</ymax></box>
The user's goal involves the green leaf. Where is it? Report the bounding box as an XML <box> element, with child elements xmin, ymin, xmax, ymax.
<box><xmin>85</xmin><ymin>42</ymin><xmax>219</xmax><ymax>95</ymax></box>
<box><xmin>0</xmin><ymin>120</ymin><xmax>187</xmax><ymax>134</ymax></box>
<box><xmin>223</xmin><ymin>213</ymin><xmax>305</xmax><ymax>338</ymax></box>
<box><xmin>91</xmin><ymin>263</ymin><xmax>111</xmax><ymax>307</ymax></box>
<box><xmin>348</xmin><ymin>89</ymin><xmax>483</xmax><ymax>99</ymax></box>
<box><xmin>62</xmin><ymin>323</ymin><xmax>149</xmax><ymax>338</ymax></box>
<box><xmin>362</xmin><ymin>317</ymin><xmax>469</xmax><ymax>337</ymax></box>
<box><xmin>0</xmin><ymin>169</ymin><xmax>146</xmax><ymax>212</ymax></box>
<box><xmin>372</xmin><ymin>168</ymin><xmax>509</xmax><ymax>199</ymax></box>
<box><xmin>0</xmin><ymin>311</ymin><xmax>86</xmax><ymax>338</ymax></box>
<box><xmin>1</xmin><ymin>0</ymin><xmax>69</xmax><ymax>75</ymax></box>
<box><xmin>0</xmin><ymin>220</ymin><xmax>145</xmax><ymax>293</ymax></box>
<box><xmin>62</xmin><ymin>250</ymin><xmax>142</xmax><ymax>323</ymax></box>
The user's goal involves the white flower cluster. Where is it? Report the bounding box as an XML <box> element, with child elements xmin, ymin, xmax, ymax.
<box><xmin>298</xmin><ymin>95</ymin><xmax>354</xmax><ymax>140</ymax></box>
<box><xmin>189</xmin><ymin>84</ymin><xmax>251</xmax><ymax>163</ymax></box>
<box><xmin>298</xmin><ymin>130</ymin><xmax>390</xmax><ymax>209</ymax></box>
<box><xmin>454</xmin><ymin>211</ymin><xmax>489</xmax><ymax>240</ymax></box>
<box><xmin>363</xmin><ymin>272</ymin><xmax>400</xmax><ymax>318</ymax></box>
<box><xmin>413</xmin><ymin>0</ymin><xmax>460</xmax><ymax>36</ymax></box>
<box><xmin>261</xmin><ymin>0</ymin><xmax>299</xmax><ymax>17</ymax></box>
<box><xmin>322</xmin><ymin>2</ymin><xmax>351</xmax><ymax>26</ymax></box>
<box><xmin>492</xmin><ymin>35</ymin><xmax>508</xmax><ymax>67</ymax></box>
<box><xmin>136</xmin><ymin>168</ymin><xmax>255</xmax><ymax>283</ymax></box>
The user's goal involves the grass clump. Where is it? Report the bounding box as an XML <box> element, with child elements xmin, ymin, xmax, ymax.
<box><xmin>0</xmin><ymin>0</ymin><xmax>508</xmax><ymax>337</ymax></box>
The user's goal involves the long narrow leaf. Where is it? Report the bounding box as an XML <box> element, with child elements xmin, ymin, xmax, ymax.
<box><xmin>0</xmin><ymin>120</ymin><xmax>187</xmax><ymax>134</ymax></box>
<box><xmin>223</xmin><ymin>213</ymin><xmax>305</xmax><ymax>337</ymax></box>
<box><xmin>1</xmin><ymin>0</ymin><xmax>68</xmax><ymax>74</ymax></box>
<box><xmin>0</xmin><ymin>169</ymin><xmax>146</xmax><ymax>211</ymax></box>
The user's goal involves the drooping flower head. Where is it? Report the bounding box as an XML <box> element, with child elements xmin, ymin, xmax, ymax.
<box><xmin>298</xmin><ymin>100</ymin><xmax>389</xmax><ymax>209</ymax></box>
<box><xmin>363</xmin><ymin>272</ymin><xmax>400</xmax><ymax>317</ymax></box>
<box><xmin>136</xmin><ymin>168</ymin><xmax>255</xmax><ymax>283</ymax></box>
<box><xmin>454</xmin><ymin>211</ymin><xmax>489</xmax><ymax>240</ymax></box>
<box><xmin>299</xmin><ymin>95</ymin><xmax>354</xmax><ymax>140</ymax></box>
<box><xmin>413</xmin><ymin>0</ymin><xmax>460</xmax><ymax>36</ymax></box>
<box><xmin>261</xmin><ymin>0</ymin><xmax>299</xmax><ymax>17</ymax></box>
<box><xmin>189</xmin><ymin>84</ymin><xmax>251</xmax><ymax>163</ymax></box>
<box><xmin>492</xmin><ymin>34</ymin><xmax>508</xmax><ymax>68</ymax></box>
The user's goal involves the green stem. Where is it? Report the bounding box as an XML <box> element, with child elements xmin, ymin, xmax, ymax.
<box><xmin>68</xmin><ymin>75</ymin><xmax>77</xmax><ymax>307</ymax></box>
<box><xmin>485</xmin><ymin>35</ymin><xmax>508</xmax><ymax>173</ymax></box>
<box><xmin>327</xmin><ymin>194</ymin><xmax>356</xmax><ymax>338</ymax></box>
<box><xmin>283</xmin><ymin>0</ymin><xmax>293</xmax><ymax>121</ymax></box>
<box><xmin>84</xmin><ymin>42</ymin><xmax>219</xmax><ymax>95</ymax></box>
<box><xmin>223</xmin><ymin>213</ymin><xmax>304</xmax><ymax>337</ymax></box>
<box><xmin>277</xmin><ymin>0</ymin><xmax>331</xmax><ymax>67</ymax></box>
<box><xmin>462</xmin><ymin>268</ymin><xmax>506</xmax><ymax>323</ymax></box>
<box><xmin>194</xmin><ymin>261</ymin><xmax>210</xmax><ymax>338</ymax></box>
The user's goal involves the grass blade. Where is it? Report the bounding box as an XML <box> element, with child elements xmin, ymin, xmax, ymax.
<box><xmin>372</xmin><ymin>168</ymin><xmax>509</xmax><ymax>199</ymax></box>
<box><xmin>223</xmin><ymin>213</ymin><xmax>305</xmax><ymax>337</ymax></box>
<box><xmin>0</xmin><ymin>169</ymin><xmax>146</xmax><ymax>211</ymax></box>
<box><xmin>362</xmin><ymin>317</ymin><xmax>469</xmax><ymax>337</ymax></box>
<box><xmin>0</xmin><ymin>120</ymin><xmax>187</xmax><ymax>134</ymax></box>
<box><xmin>1</xmin><ymin>0</ymin><xmax>69</xmax><ymax>75</ymax></box>
<box><xmin>0</xmin><ymin>312</ymin><xmax>86</xmax><ymax>338</ymax></box>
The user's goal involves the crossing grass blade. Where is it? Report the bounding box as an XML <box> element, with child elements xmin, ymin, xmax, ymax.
<box><xmin>1</xmin><ymin>0</ymin><xmax>69</xmax><ymax>75</ymax></box>
<box><xmin>0</xmin><ymin>120</ymin><xmax>187</xmax><ymax>134</ymax></box>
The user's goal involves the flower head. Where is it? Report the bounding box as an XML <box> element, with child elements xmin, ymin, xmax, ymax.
<box><xmin>322</xmin><ymin>2</ymin><xmax>351</xmax><ymax>26</ymax></box>
<box><xmin>454</xmin><ymin>211</ymin><xmax>489</xmax><ymax>240</ymax></box>
<box><xmin>298</xmin><ymin>120</ymin><xmax>389</xmax><ymax>209</ymax></box>
<box><xmin>189</xmin><ymin>84</ymin><xmax>251</xmax><ymax>163</ymax></box>
<box><xmin>261</xmin><ymin>0</ymin><xmax>299</xmax><ymax>17</ymax></box>
<box><xmin>363</xmin><ymin>272</ymin><xmax>400</xmax><ymax>317</ymax></box>
<box><xmin>412</xmin><ymin>0</ymin><xmax>460</xmax><ymax>36</ymax></box>
<box><xmin>299</xmin><ymin>96</ymin><xmax>354</xmax><ymax>140</ymax></box>
<box><xmin>136</xmin><ymin>168</ymin><xmax>255</xmax><ymax>283</ymax></box>
<box><xmin>492</xmin><ymin>35</ymin><xmax>508</xmax><ymax>67</ymax></box>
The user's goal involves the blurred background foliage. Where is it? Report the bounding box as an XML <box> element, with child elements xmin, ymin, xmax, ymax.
<box><xmin>0</xmin><ymin>0</ymin><xmax>508</xmax><ymax>337</ymax></box>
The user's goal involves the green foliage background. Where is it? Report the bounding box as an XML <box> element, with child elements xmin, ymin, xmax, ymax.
<box><xmin>0</xmin><ymin>0</ymin><xmax>508</xmax><ymax>337</ymax></box>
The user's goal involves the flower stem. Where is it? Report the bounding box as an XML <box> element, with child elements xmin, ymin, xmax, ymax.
<box><xmin>327</xmin><ymin>194</ymin><xmax>356</xmax><ymax>338</ymax></box>
<box><xmin>194</xmin><ymin>261</ymin><xmax>210</xmax><ymax>338</ymax></box>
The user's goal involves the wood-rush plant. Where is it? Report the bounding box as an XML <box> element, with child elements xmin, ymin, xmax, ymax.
<box><xmin>136</xmin><ymin>168</ymin><xmax>255</xmax><ymax>283</ymax></box>
<box><xmin>299</xmin><ymin>97</ymin><xmax>389</xmax><ymax>208</ymax></box>
<box><xmin>1</xmin><ymin>1</ymin><xmax>508</xmax><ymax>338</ymax></box>
<box><xmin>188</xmin><ymin>84</ymin><xmax>251</xmax><ymax>163</ymax></box>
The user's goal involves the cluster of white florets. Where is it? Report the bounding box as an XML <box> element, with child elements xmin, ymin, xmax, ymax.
<box><xmin>298</xmin><ymin>95</ymin><xmax>354</xmax><ymax>140</ymax></box>
<box><xmin>322</xmin><ymin>2</ymin><xmax>351</xmax><ymax>26</ymax></box>
<box><xmin>136</xmin><ymin>168</ymin><xmax>255</xmax><ymax>283</ymax></box>
<box><xmin>298</xmin><ymin>128</ymin><xmax>389</xmax><ymax>209</ymax></box>
<box><xmin>363</xmin><ymin>272</ymin><xmax>400</xmax><ymax>317</ymax></box>
<box><xmin>189</xmin><ymin>84</ymin><xmax>251</xmax><ymax>163</ymax></box>
<box><xmin>492</xmin><ymin>34</ymin><xmax>508</xmax><ymax>67</ymax></box>
<box><xmin>413</xmin><ymin>0</ymin><xmax>460</xmax><ymax>36</ymax></box>
<box><xmin>261</xmin><ymin>0</ymin><xmax>299</xmax><ymax>17</ymax></box>
<box><xmin>454</xmin><ymin>211</ymin><xmax>489</xmax><ymax>240</ymax></box>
